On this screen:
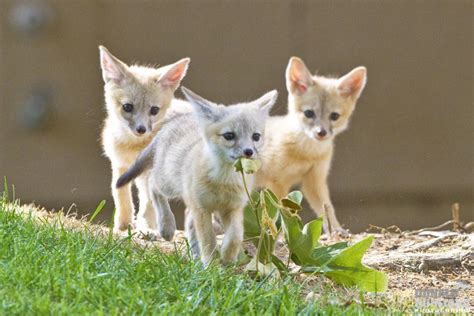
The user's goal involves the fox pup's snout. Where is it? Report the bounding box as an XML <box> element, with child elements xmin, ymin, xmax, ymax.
<box><xmin>243</xmin><ymin>148</ymin><xmax>254</xmax><ymax>158</ymax></box>
<box><xmin>313</xmin><ymin>126</ymin><xmax>330</xmax><ymax>141</ymax></box>
<box><xmin>135</xmin><ymin>125</ymin><xmax>147</xmax><ymax>135</ymax></box>
<box><xmin>135</xmin><ymin>125</ymin><xmax>151</xmax><ymax>136</ymax></box>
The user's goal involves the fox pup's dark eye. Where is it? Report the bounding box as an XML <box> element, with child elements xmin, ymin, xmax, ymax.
<box><xmin>223</xmin><ymin>132</ymin><xmax>235</xmax><ymax>141</ymax></box>
<box><xmin>330</xmin><ymin>112</ymin><xmax>340</xmax><ymax>121</ymax></box>
<box><xmin>123</xmin><ymin>103</ymin><xmax>134</xmax><ymax>113</ymax></box>
<box><xmin>252</xmin><ymin>133</ymin><xmax>261</xmax><ymax>142</ymax></box>
<box><xmin>150</xmin><ymin>106</ymin><xmax>160</xmax><ymax>116</ymax></box>
<box><xmin>304</xmin><ymin>110</ymin><xmax>315</xmax><ymax>118</ymax></box>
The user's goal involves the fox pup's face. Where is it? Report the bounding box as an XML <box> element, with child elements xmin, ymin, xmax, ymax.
<box><xmin>286</xmin><ymin>57</ymin><xmax>367</xmax><ymax>142</ymax></box>
<box><xmin>181</xmin><ymin>87</ymin><xmax>278</xmax><ymax>164</ymax></box>
<box><xmin>100</xmin><ymin>46</ymin><xmax>189</xmax><ymax>137</ymax></box>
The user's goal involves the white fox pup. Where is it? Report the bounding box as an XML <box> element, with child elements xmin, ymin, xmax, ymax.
<box><xmin>99</xmin><ymin>45</ymin><xmax>190</xmax><ymax>235</ymax></box>
<box><xmin>257</xmin><ymin>57</ymin><xmax>367</xmax><ymax>234</ymax></box>
<box><xmin>116</xmin><ymin>87</ymin><xmax>277</xmax><ymax>265</ymax></box>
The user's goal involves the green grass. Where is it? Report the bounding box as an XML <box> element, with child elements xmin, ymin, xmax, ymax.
<box><xmin>0</xmin><ymin>195</ymin><xmax>404</xmax><ymax>315</ymax></box>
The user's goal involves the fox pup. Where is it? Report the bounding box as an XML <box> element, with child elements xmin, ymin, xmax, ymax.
<box><xmin>116</xmin><ymin>87</ymin><xmax>277</xmax><ymax>265</ymax></box>
<box><xmin>257</xmin><ymin>57</ymin><xmax>367</xmax><ymax>234</ymax></box>
<box><xmin>99</xmin><ymin>45</ymin><xmax>190</xmax><ymax>235</ymax></box>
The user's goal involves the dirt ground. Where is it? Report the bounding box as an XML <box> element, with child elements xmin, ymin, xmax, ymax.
<box><xmin>17</xmin><ymin>204</ymin><xmax>474</xmax><ymax>312</ymax></box>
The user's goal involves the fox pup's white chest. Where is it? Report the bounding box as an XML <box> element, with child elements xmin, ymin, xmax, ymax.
<box><xmin>258</xmin><ymin>129</ymin><xmax>333</xmax><ymax>188</ymax></box>
<box><xmin>196</xmin><ymin>170</ymin><xmax>247</xmax><ymax>212</ymax></box>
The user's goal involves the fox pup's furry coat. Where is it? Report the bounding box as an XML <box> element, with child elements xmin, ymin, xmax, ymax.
<box><xmin>99</xmin><ymin>46</ymin><xmax>189</xmax><ymax>234</ymax></box>
<box><xmin>257</xmin><ymin>57</ymin><xmax>367</xmax><ymax>233</ymax></box>
<box><xmin>117</xmin><ymin>87</ymin><xmax>277</xmax><ymax>265</ymax></box>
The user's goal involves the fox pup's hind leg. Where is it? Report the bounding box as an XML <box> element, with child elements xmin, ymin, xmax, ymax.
<box><xmin>134</xmin><ymin>174</ymin><xmax>158</xmax><ymax>239</ymax></box>
<box><xmin>112</xmin><ymin>166</ymin><xmax>135</xmax><ymax>233</ymax></box>
<box><xmin>219</xmin><ymin>209</ymin><xmax>243</xmax><ymax>265</ymax></box>
<box><xmin>149</xmin><ymin>187</ymin><xmax>176</xmax><ymax>241</ymax></box>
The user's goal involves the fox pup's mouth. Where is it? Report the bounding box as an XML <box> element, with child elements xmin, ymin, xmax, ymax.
<box><xmin>315</xmin><ymin>136</ymin><xmax>330</xmax><ymax>141</ymax></box>
<box><xmin>133</xmin><ymin>132</ymin><xmax>147</xmax><ymax>137</ymax></box>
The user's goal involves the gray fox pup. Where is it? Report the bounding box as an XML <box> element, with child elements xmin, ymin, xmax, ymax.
<box><xmin>116</xmin><ymin>87</ymin><xmax>277</xmax><ymax>265</ymax></box>
<box><xmin>99</xmin><ymin>45</ymin><xmax>190</xmax><ymax>235</ymax></box>
<box><xmin>257</xmin><ymin>57</ymin><xmax>367</xmax><ymax>234</ymax></box>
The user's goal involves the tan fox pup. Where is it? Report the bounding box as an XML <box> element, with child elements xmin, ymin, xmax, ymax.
<box><xmin>99</xmin><ymin>45</ymin><xmax>190</xmax><ymax>234</ymax></box>
<box><xmin>257</xmin><ymin>57</ymin><xmax>367</xmax><ymax>234</ymax></box>
<box><xmin>116</xmin><ymin>87</ymin><xmax>277</xmax><ymax>265</ymax></box>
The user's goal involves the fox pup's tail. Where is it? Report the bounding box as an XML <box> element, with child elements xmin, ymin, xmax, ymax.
<box><xmin>116</xmin><ymin>144</ymin><xmax>155</xmax><ymax>188</ymax></box>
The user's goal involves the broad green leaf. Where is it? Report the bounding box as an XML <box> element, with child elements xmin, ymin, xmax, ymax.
<box><xmin>324</xmin><ymin>236</ymin><xmax>387</xmax><ymax>292</ymax></box>
<box><xmin>297</xmin><ymin>219</ymin><xmax>323</xmax><ymax>252</ymax></box>
<box><xmin>233</xmin><ymin>158</ymin><xmax>243</xmax><ymax>172</ymax></box>
<box><xmin>233</xmin><ymin>158</ymin><xmax>261</xmax><ymax>174</ymax></box>
<box><xmin>280</xmin><ymin>208</ymin><xmax>303</xmax><ymax>252</ymax></box>
<box><xmin>310</xmin><ymin>242</ymin><xmax>348</xmax><ymax>266</ymax></box>
<box><xmin>287</xmin><ymin>191</ymin><xmax>303</xmax><ymax>205</ymax></box>
<box><xmin>287</xmin><ymin>219</ymin><xmax>323</xmax><ymax>265</ymax></box>
<box><xmin>243</xmin><ymin>192</ymin><xmax>261</xmax><ymax>240</ymax></box>
<box><xmin>281</xmin><ymin>198</ymin><xmax>302</xmax><ymax>211</ymax></box>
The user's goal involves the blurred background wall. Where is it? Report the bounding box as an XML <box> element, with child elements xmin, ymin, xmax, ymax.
<box><xmin>0</xmin><ymin>0</ymin><xmax>472</xmax><ymax>232</ymax></box>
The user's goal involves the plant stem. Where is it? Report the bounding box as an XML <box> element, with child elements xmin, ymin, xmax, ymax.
<box><xmin>240</xmin><ymin>171</ymin><xmax>255</xmax><ymax>208</ymax></box>
<box><xmin>240</xmin><ymin>171</ymin><xmax>261</xmax><ymax>228</ymax></box>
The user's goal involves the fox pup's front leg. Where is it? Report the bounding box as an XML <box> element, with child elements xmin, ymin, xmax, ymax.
<box><xmin>191</xmin><ymin>207</ymin><xmax>218</xmax><ymax>266</ymax></box>
<box><xmin>111</xmin><ymin>166</ymin><xmax>135</xmax><ymax>232</ymax></box>
<box><xmin>301</xmin><ymin>160</ymin><xmax>347</xmax><ymax>235</ymax></box>
<box><xmin>219</xmin><ymin>209</ymin><xmax>244</xmax><ymax>265</ymax></box>
<box><xmin>185</xmin><ymin>209</ymin><xmax>235</xmax><ymax>261</ymax></box>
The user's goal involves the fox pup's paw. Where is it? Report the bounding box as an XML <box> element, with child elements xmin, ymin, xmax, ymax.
<box><xmin>112</xmin><ymin>222</ymin><xmax>135</xmax><ymax>236</ymax></box>
<box><xmin>158</xmin><ymin>214</ymin><xmax>176</xmax><ymax>241</ymax></box>
<box><xmin>201</xmin><ymin>250</ymin><xmax>220</xmax><ymax>268</ymax></box>
<box><xmin>135</xmin><ymin>217</ymin><xmax>158</xmax><ymax>239</ymax></box>
<box><xmin>332</xmin><ymin>226</ymin><xmax>350</xmax><ymax>237</ymax></box>
<box><xmin>159</xmin><ymin>224</ymin><xmax>176</xmax><ymax>242</ymax></box>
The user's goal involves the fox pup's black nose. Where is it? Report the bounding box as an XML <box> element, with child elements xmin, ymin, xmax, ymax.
<box><xmin>136</xmin><ymin>126</ymin><xmax>147</xmax><ymax>135</ymax></box>
<box><xmin>243</xmin><ymin>148</ymin><xmax>254</xmax><ymax>158</ymax></box>
<box><xmin>317</xmin><ymin>129</ymin><xmax>327</xmax><ymax>137</ymax></box>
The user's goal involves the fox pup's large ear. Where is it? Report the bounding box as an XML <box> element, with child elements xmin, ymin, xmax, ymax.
<box><xmin>158</xmin><ymin>58</ymin><xmax>190</xmax><ymax>90</ymax></box>
<box><xmin>286</xmin><ymin>57</ymin><xmax>314</xmax><ymax>95</ymax></box>
<box><xmin>252</xmin><ymin>90</ymin><xmax>278</xmax><ymax>115</ymax></box>
<box><xmin>337</xmin><ymin>66</ymin><xmax>367</xmax><ymax>99</ymax></box>
<box><xmin>99</xmin><ymin>46</ymin><xmax>129</xmax><ymax>84</ymax></box>
<box><xmin>181</xmin><ymin>87</ymin><xmax>219</xmax><ymax>122</ymax></box>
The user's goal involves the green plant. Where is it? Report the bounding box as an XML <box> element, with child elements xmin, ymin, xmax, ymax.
<box><xmin>234</xmin><ymin>158</ymin><xmax>388</xmax><ymax>292</ymax></box>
